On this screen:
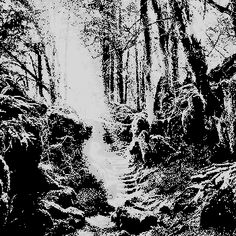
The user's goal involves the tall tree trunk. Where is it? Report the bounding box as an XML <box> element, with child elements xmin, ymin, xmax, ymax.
<box><xmin>44</xmin><ymin>53</ymin><xmax>56</xmax><ymax>104</ymax></box>
<box><xmin>124</xmin><ymin>50</ymin><xmax>130</xmax><ymax>104</ymax></box>
<box><xmin>152</xmin><ymin>0</ymin><xmax>172</xmax><ymax>117</ymax></box>
<box><xmin>135</xmin><ymin>44</ymin><xmax>141</xmax><ymax>111</ymax></box>
<box><xmin>171</xmin><ymin>29</ymin><xmax>179</xmax><ymax>89</ymax></box>
<box><xmin>141</xmin><ymin>0</ymin><xmax>155</xmax><ymax>124</ymax></box>
<box><xmin>110</xmin><ymin>50</ymin><xmax>115</xmax><ymax>102</ymax></box>
<box><xmin>140</xmin><ymin>58</ymin><xmax>146</xmax><ymax>108</ymax></box>
<box><xmin>140</xmin><ymin>0</ymin><xmax>152</xmax><ymax>88</ymax></box>
<box><xmin>102</xmin><ymin>36</ymin><xmax>110</xmax><ymax>99</ymax></box>
<box><xmin>36</xmin><ymin>46</ymin><xmax>43</xmax><ymax>98</ymax></box>
<box><xmin>116</xmin><ymin>0</ymin><xmax>124</xmax><ymax>104</ymax></box>
<box><xmin>117</xmin><ymin>48</ymin><xmax>124</xmax><ymax>104</ymax></box>
<box><xmin>171</xmin><ymin>0</ymin><xmax>222</xmax><ymax>116</ymax></box>
<box><xmin>232</xmin><ymin>0</ymin><xmax>236</xmax><ymax>35</ymax></box>
<box><xmin>152</xmin><ymin>0</ymin><xmax>169</xmax><ymax>84</ymax></box>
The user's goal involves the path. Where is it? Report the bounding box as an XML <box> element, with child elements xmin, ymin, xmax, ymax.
<box><xmin>77</xmin><ymin>120</ymin><xmax>157</xmax><ymax>235</ymax></box>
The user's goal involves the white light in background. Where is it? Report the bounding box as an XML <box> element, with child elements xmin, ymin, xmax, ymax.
<box><xmin>45</xmin><ymin>1</ymin><xmax>118</xmax><ymax>198</ymax></box>
<box><xmin>45</xmin><ymin>1</ymin><xmax>108</xmax><ymax>121</ymax></box>
<box><xmin>32</xmin><ymin>0</ymin><xmax>119</xmax><ymax>200</ymax></box>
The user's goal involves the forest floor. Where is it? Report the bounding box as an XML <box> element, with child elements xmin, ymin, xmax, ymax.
<box><xmin>2</xmin><ymin>94</ymin><xmax>236</xmax><ymax>236</ymax></box>
<box><xmin>74</xmin><ymin>114</ymin><xmax>236</xmax><ymax>236</ymax></box>
<box><xmin>74</xmin><ymin>119</ymin><xmax>192</xmax><ymax>236</ymax></box>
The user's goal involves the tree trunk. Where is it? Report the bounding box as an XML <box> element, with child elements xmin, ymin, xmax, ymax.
<box><xmin>124</xmin><ymin>50</ymin><xmax>130</xmax><ymax>104</ymax></box>
<box><xmin>36</xmin><ymin>45</ymin><xmax>43</xmax><ymax>98</ymax></box>
<box><xmin>171</xmin><ymin>0</ymin><xmax>222</xmax><ymax>116</ymax></box>
<box><xmin>116</xmin><ymin>48</ymin><xmax>124</xmax><ymax>104</ymax></box>
<box><xmin>110</xmin><ymin>50</ymin><xmax>115</xmax><ymax>102</ymax></box>
<box><xmin>140</xmin><ymin>0</ymin><xmax>152</xmax><ymax>87</ymax></box>
<box><xmin>102</xmin><ymin>36</ymin><xmax>110</xmax><ymax>99</ymax></box>
<box><xmin>232</xmin><ymin>0</ymin><xmax>236</xmax><ymax>34</ymax></box>
<box><xmin>44</xmin><ymin>53</ymin><xmax>56</xmax><ymax>104</ymax></box>
<box><xmin>135</xmin><ymin>44</ymin><xmax>140</xmax><ymax>111</ymax></box>
<box><xmin>140</xmin><ymin>58</ymin><xmax>146</xmax><ymax>108</ymax></box>
<box><xmin>116</xmin><ymin>0</ymin><xmax>124</xmax><ymax>104</ymax></box>
<box><xmin>171</xmin><ymin>29</ymin><xmax>179</xmax><ymax>89</ymax></box>
<box><xmin>152</xmin><ymin>0</ymin><xmax>172</xmax><ymax>115</ymax></box>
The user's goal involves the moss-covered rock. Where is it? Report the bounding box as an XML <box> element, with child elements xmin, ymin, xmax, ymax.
<box><xmin>45</xmin><ymin>187</ymin><xmax>77</xmax><ymax>209</ymax></box>
<box><xmin>200</xmin><ymin>187</ymin><xmax>236</xmax><ymax>231</ymax></box>
<box><xmin>6</xmin><ymin>193</ymin><xmax>53</xmax><ymax>236</ymax></box>
<box><xmin>47</xmin><ymin>108</ymin><xmax>92</xmax><ymax>145</ymax></box>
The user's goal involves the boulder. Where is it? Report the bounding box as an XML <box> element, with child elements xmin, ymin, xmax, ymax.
<box><xmin>149</xmin><ymin>135</ymin><xmax>176</xmax><ymax>163</ymax></box>
<box><xmin>45</xmin><ymin>186</ymin><xmax>77</xmax><ymax>208</ymax></box>
<box><xmin>111</xmin><ymin>207</ymin><xmax>141</xmax><ymax>234</ymax></box>
<box><xmin>131</xmin><ymin>114</ymin><xmax>149</xmax><ymax>139</ymax></box>
<box><xmin>42</xmin><ymin>200</ymin><xmax>85</xmax><ymax>224</ymax></box>
<box><xmin>6</xmin><ymin>194</ymin><xmax>53</xmax><ymax>236</ymax></box>
<box><xmin>118</xmin><ymin>230</ymin><xmax>131</xmax><ymax>236</ymax></box>
<box><xmin>140</xmin><ymin>215</ymin><xmax>158</xmax><ymax>231</ymax></box>
<box><xmin>111</xmin><ymin>207</ymin><xmax>157</xmax><ymax>234</ymax></box>
<box><xmin>200</xmin><ymin>187</ymin><xmax>236</xmax><ymax>230</ymax></box>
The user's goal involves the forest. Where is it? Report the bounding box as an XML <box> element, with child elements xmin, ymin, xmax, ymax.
<box><xmin>0</xmin><ymin>0</ymin><xmax>236</xmax><ymax>235</ymax></box>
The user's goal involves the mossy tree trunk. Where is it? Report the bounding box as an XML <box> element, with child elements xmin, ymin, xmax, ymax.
<box><xmin>140</xmin><ymin>0</ymin><xmax>152</xmax><ymax>89</ymax></box>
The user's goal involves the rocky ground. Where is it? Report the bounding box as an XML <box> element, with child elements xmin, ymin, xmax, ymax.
<box><xmin>1</xmin><ymin>95</ymin><xmax>236</xmax><ymax>236</ymax></box>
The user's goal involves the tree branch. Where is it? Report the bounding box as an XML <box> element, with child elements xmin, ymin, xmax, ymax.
<box><xmin>208</xmin><ymin>53</ymin><xmax>236</xmax><ymax>82</ymax></box>
<box><xmin>206</xmin><ymin>0</ymin><xmax>232</xmax><ymax>15</ymax></box>
<box><xmin>0</xmin><ymin>45</ymin><xmax>38</xmax><ymax>81</ymax></box>
<box><xmin>0</xmin><ymin>43</ymin><xmax>49</xmax><ymax>92</ymax></box>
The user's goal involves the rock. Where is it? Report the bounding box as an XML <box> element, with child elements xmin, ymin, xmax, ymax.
<box><xmin>150</xmin><ymin>116</ymin><xmax>167</xmax><ymax>136</ymax></box>
<box><xmin>111</xmin><ymin>207</ymin><xmax>141</xmax><ymax>233</ymax></box>
<box><xmin>129</xmin><ymin>130</ymin><xmax>153</xmax><ymax>167</ymax></box>
<box><xmin>118</xmin><ymin>125</ymin><xmax>132</xmax><ymax>142</ymax></box>
<box><xmin>111</xmin><ymin>207</ymin><xmax>157</xmax><ymax>234</ymax></box>
<box><xmin>129</xmin><ymin>140</ymin><xmax>143</xmax><ymax>166</ymax></box>
<box><xmin>42</xmin><ymin>200</ymin><xmax>85</xmax><ymax>225</ymax></box>
<box><xmin>140</xmin><ymin>215</ymin><xmax>158</xmax><ymax>231</ymax></box>
<box><xmin>118</xmin><ymin>230</ymin><xmax>131</xmax><ymax>236</ymax></box>
<box><xmin>200</xmin><ymin>187</ymin><xmax>236</xmax><ymax>230</ymax></box>
<box><xmin>159</xmin><ymin>201</ymin><xmax>172</xmax><ymax>215</ymax></box>
<box><xmin>48</xmin><ymin>109</ymin><xmax>92</xmax><ymax>145</ymax></box>
<box><xmin>6</xmin><ymin>194</ymin><xmax>53</xmax><ymax>236</ymax></box>
<box><xmin>53</xmin><ymin>219</ymin><xmax>76</xmax><ymax>235</ymax></box>
<box><xmin>149</xmin><ymin>135</ymin><xmax>176</xmax><ymax>161</ymax></box>
<box><xmin>181</xmin><ymin>93</ymin><xmax>205</xmax><ymax>144</ymax></box>
<box><xmin>42</xmin><ymin>200</ymin><xmax>69</xmax><ymax>219</ymax></box>
<box><xmin>65</xmin><ymin>206</ymin><xmax>84</xmax><ymax>219</ymax></box>
<box><xmin>131</xmin><ymin>114</ymin><xmax>150</xmax><ymax>139</ymax></box>
<box><xmin>173</xmin><ymin>188</ymin><xmax>198</xmax><ymax>213</ymax></box>
<box><xmin>45</xmin><ymin>186</ymin><xmax>77</xmax><ymax>208</ymax></box>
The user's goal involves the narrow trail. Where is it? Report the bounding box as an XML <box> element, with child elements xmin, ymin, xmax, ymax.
<box><xmin>83</xmin><ymin>119</ymin><xmax>144</xmax><ymax>208</ymax></box>
<box><xmin>77</xmin><ymin>120</ymin><xmax>157</xmax><ymax>235</ymax></box>
<box><xmin>106</xmin><ymin>151</ymin><xmax>141</xmax><ymax>207</ymax></box>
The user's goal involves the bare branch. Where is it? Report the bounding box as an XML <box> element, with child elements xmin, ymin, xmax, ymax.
<box><xmin>208</xmin><ymin>53</ymin><xmax>236</xmax><ymax>82</ymax></box>
<box><xmin>206</xmin><ymin>32</ymin><xmax>225</xmax><ymax>58</ymax></box>
<box><xmin>0</xmin><ymin>44</ymin><xmax>38</xmax><ymax>82</ymax></box>
<box><xmin>206</xmin><ymin>0</ymin><xmax>232</xmax><ymax>15</ymax></box>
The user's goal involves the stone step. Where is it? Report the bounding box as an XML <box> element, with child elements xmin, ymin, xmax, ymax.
<box><xmin>125</xmin><ymin>187</ymin><xmax>136</xmax><ymax>194</ymax></box>
<box><xmin>120</xmin><ymin>175</ymin><xmax>135</xmax><ymax>181</ymax></box>
<box><xmin>124</xmin><ymin>183</ymin><xmax>136</xmax><ymax>189</ymax></box>
<box><xmin>122</xmin><ymin>179</ymin><xmax>137</xmax><ymax>184</ymax></box>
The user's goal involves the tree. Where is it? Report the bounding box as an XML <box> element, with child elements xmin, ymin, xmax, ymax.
<box><xmin>140</xmin><ymin>0</ymin><xmax>152</xmax><ymax>88</ymax></box>
<box><xmin>0</xmin><ymin>0</ymin><xmax>59</xmax><ymax>103</ymax></box>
